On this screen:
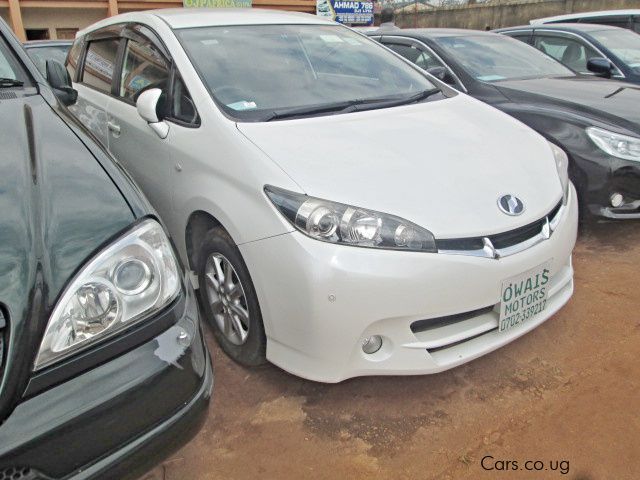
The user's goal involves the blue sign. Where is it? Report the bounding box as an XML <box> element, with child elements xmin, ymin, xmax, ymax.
<box><xmin>317</xmin><ymin>0</ymin><xmax>374</xmax><ymax>25</ymax></box>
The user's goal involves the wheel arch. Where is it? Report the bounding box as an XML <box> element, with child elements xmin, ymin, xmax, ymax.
<box><xmin>185</xmin><ymin>210</ymin><xmax>232</xmax><ymax>272</ymax></box>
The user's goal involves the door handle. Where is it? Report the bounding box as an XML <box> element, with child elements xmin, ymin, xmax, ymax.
<box><xmin>107</xmin><ymin>121</ymin><xmax>121</xmax><ymax>135</ymax></box>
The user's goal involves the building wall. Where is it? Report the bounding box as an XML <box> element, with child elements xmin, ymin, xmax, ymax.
<box><xmin>1</xmin><ymin>0</ymin><xmax>315</xmax><ymax>41</ymax></box>
<box><xmin>1</xmin><ymin>7</ymin><xmax>104</xmax><ymax>39</ymax></box>
<box><xmin>396</xmin><ymin>0</ymin><xmax>640</xmax><ymax>30</ymax></box>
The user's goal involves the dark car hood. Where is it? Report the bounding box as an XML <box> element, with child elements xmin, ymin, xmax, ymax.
<box><xmin>494</xmin><ymin>76</ymin><xmax>640</xmax><ymax>134</ymax></box>
<box><xmin>0</xmin><ymin>93</ymin><xmax>134</xmax><ymax>420</ymax></box>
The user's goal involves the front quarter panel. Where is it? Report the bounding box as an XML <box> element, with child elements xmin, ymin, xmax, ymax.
<box><xmin>137</xmin><ymin>18</ymin><xmax>301</xmax><ymax>261</ymax></box>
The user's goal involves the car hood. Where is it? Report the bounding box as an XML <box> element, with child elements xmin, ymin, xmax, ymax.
<box><xmin>0</xmin><ymin>94</ymin><xmax>134</xmax><ymax>420</ymax></box>
<box><xmin>238</xmin><ymin>94</ymin><xmax>562</xmax><ymax>239</ymax></box>
<box><xmin>493</xmin><ymin>76</ymin><xmax>640</xmax><ymax>133</ymax></box>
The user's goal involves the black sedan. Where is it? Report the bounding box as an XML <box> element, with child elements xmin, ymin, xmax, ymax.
<box><xmin>368</xmin><ymin>29</ymin><xmax>640</xmax><ymax>220</ymax></box>
<box><xmin>495</xmin><ymin>23</ymin><xmax>640</xmax><ymax>85</ymax></box>
<box><xmin>0</xmin><ymin>18</ymin><xmax>212</xmax><ymax>480</ymax></box>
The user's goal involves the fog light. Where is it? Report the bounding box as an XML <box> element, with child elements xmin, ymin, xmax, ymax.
<box><xmin>362</xmin><ymin>335</ymin><xmax>383</xmax><ymax>354</ymax></box>
<box><xmin>610</xmin><ymin>193</ymin><xmax>624</xmax><ymax>208</ymax></box>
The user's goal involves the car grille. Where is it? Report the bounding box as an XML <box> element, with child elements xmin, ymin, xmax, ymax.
<box><xmin>408</xmin><ymin>258</ymin><xmax>574</xmax><ymax>360</ymax></box>
<box><xmin>436</xmin><ymin>200</ymin><xmax>564</xmax><ymax>259</ymax></box>
<box><xmin>0</xmin><ymin>467</ymin><xmax>47</xmax><ymax>480</ymax></box>
<box><xmin>411</xmin><ymin>306</ymin><xmax>495</xmax><ymax>334</ymax></box>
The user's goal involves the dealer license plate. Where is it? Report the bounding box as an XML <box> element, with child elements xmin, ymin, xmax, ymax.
<box><xmin>499</xmin><ymin>260</ymin><xmax>552</xmax><ymax>333</ymax></box>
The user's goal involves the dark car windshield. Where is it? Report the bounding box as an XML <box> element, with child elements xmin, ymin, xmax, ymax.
<box><xmin>435</xmin><ymin>34</ymin><xmax>574</xmax><ymax>82</ymax></box>
<box><xmin>176</xmin><ymin>24</ymin><xmax>437</xmax><ymax>121</ymax></box>
<box><xmin>0</xmin><ymin>36</ymin><xmax>30</xmax><ymax>85</ymax></box>
<box><xmin>590</xmin><ymin>29</ymin><xmax>640</xmax><ymax>73</ymax></box>
<box><xmin>25</xmin><ymin>44</ymin><xmax>71</xmax><ymax>76</ymax></box>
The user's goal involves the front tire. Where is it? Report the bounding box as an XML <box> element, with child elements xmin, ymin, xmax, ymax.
<box><xmin>196</xmin><ymin>227</ymin><xmax>266</xmax><ymax>366</ymax></box>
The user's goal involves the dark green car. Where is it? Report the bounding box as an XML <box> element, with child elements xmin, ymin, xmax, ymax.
<box><xmin>0</xmin><ymin>18</ymin><xmax>212</xmax><ymax>480</ymax></box>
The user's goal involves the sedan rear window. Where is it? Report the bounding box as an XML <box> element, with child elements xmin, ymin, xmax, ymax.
<box><xmin>435</xmin><ymin>34</ymin><xmax>573</xmax><ymax>82</ymax></box>
<box><xmin>176</xmin><ymin>24</ymin><xmax>436</xmax><ymax>121</ymax></box>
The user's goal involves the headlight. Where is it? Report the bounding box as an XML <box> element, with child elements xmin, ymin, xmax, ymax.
<box><xmin>35</xmin><ymin>219</ymin><xmax>181</xmax><ymax>369</ymax></box>
<box><xmin>549</xmin><ymin>141</ymin><xmax>569</xmax><ymax>204</ymax></box>
<box><xmin>265</xmin><ymin>186</ymin><xmax>436</xmax><ymax>252</ymax></box>
<box><xmin>587</xmin><ymin>127</ymin><xmax>640</xmax><ymax>162</ymax></box>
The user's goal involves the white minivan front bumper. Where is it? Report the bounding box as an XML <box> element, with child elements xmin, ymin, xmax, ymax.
<box><xmin>240</xmin><ymin>186</ymin><xmax>578</xmax><ymax>383</ymax></box>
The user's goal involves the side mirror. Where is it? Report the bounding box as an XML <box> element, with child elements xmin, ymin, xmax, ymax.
<box><xmin>136</xmin><ymin>88</ymin><xmax>169</xmax><ymax>139</ymax></box>
<box><xmin>46</xmin><ymin>59</ymin><xmax>77</xmax><ymax>106</ymax></box>
<box><xmin>426</xmin><ymin>66</ymin><xmax>456</xmax><ymax>86</ymax></box>
<box><xmin>587</xmin><ymin>57</ymin><xmax>613</xmax><ymax>78</ymax></box>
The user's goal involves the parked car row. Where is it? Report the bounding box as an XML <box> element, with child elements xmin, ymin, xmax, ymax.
<box><xmin>367</xmin><ymin>28</ymin><xmax>640</xmax><ymax>219</ymax></box>
<box><xmin>0</xmin><ymin>7</ymin><xmax>637</xmax><ymax>479</ymax></box>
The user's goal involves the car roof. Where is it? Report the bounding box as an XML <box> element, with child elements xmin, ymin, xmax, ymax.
<box><xmin>79</xmin><ymin>8</ymin><xmax>331</xmax><ymax>35</ymax></box>
<box><xmin>496</xmin><ymin>23</ymin><xmax>623</xmax><ymax>34</ymax></box>
<box><xmin>530</xmin><ymin>9</ymin><xmax>640</xmax><ymax>24</ymax></box>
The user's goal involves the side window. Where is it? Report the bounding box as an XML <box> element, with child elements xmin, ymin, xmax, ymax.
<box><xmin>170</xmin><ymin>74</ymin><xmax>200</xmax><ymax>126</ymax></box>
<box><xmin>533</xmin><ymin>34</ymin><xmax>600</xmax><ymax>73</ymax></box>
<box><xmin>508</xmin><ymin>33</ymin><xmax>533</xmax><ymax>44</ymax></box>
<box><xmin>66</xmin><ymin>39</ymin><xmax>83</xmax><ymax>81</ymax></box>
<box><xmin>82</xmin><ymin>38</ymin><xmax>121</xmax><ymax>94</ymax></box>
<box><xmin>386</xmin><ymin>43</ymin><xmax>445</xmax><ymax>70</ymax></box>
<box><xmin>119</xmin><ymin>39</ymin><xmax>170</xmax><ymax>102</ymax></box>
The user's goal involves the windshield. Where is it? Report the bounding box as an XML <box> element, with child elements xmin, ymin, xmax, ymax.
<box><xmin>435</xmin><ymin>34</ymin><xmax>574</xmax><ymax>82</ymax></box>
<box><xmin>0</xmin><ymin>36</ymin><xmax>29</xmax><ymax>85</ymax></box>
<box><xmin>26</xmin><ymin>44</ymin><xmax>71</xmax><ymax>76</ymax></box>
<box><xmin>176</xmin><ymin>24</ymin><xmax>437</xmax><ymax>121</ymax></box>
<box><xmin>591</xmin><ymin>29</ymin><xmax>640</xmax><ymax>73</ymax></box>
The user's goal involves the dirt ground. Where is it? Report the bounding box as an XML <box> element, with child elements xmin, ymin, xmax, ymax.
<box><xmin>142</xmin><ymin>221</ymin><xmax>640</xmax><ymax>480</ymax></box>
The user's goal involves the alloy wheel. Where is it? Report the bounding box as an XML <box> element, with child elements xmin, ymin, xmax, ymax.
<box><xmin>204</xmin><ymin>253</ymin><xmax>250</xmax><ymax>345</ymax></box>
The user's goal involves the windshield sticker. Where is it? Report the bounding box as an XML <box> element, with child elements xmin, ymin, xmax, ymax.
<box><xmin>201</xmin><ymin>39</ymin><xmax>219</xmax><ymax>45</ymax></box>
<box><xmin>227</xmin><ymin>100</ymin><xmax>257</xmax><ymax>111</ymax></box>
<box><xmin>320</xmin><ymin>35</ymin><xmax>344</xmax><ymax>43</ymax></box>
<box><xmin>478</xmin><ymin>75</ymin><xmax>506</xmax><ymax>81</ymax></box>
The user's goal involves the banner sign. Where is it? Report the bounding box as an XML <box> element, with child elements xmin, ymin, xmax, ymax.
<box><xmin>316</xmin><ymin>0</ymin><xmax>374</xmax><ymax>25</ymax></box>
<box><xmin>183</xmin><ymin>0</ymin><xmax>251</xmax><ymax>7</ymax></box>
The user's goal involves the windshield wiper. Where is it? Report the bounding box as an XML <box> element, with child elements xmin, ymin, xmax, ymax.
<box><xmin>261</xmin><ymin>88</ymin><xmax>441</xmax><ymax>121</ymax></box>
<box><xmin>0</xmin><ymin>77</ymin><xmax>24</xmax><ymax>88</ymax></box>
<box><xmin>346</xmin><ymin>88</ymin><xmax>441</xmax><ymax>112</ymax></box>
<box><xmin>261</xmin><ymin>99</ymin><xmax>360</xmax><ymax>121</ymax></box>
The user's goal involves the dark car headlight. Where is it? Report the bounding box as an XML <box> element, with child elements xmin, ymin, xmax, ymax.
<box><xmin>587</xmin><ymin>127</ymin><xmax>640</xmax><ymax>163</ymax></box>
<box><xmin>35</xmin><ymin>219</ymin><xmax>181</xmax><ymax>369</ymax></box>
